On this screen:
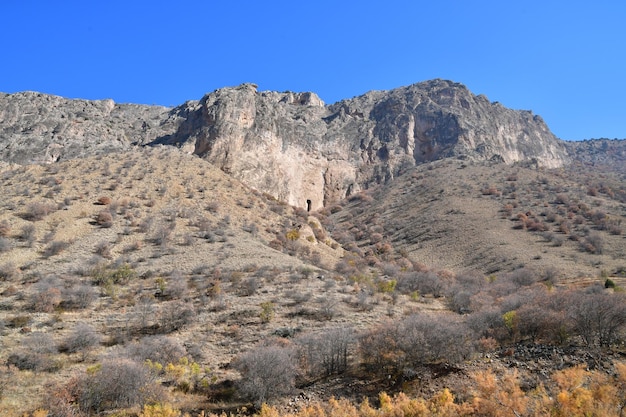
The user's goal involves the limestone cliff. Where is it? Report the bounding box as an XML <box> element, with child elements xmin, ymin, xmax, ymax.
<box><xmin>0</xmin><ymin>80</ymin><xmax>570</xmax><ymax>208</ymax></box>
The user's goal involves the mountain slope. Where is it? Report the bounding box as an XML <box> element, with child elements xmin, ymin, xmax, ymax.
<box><xmin>1</xmin><ymin>80</ymin><xmax>569</xmax><ymax>210</ymax></box>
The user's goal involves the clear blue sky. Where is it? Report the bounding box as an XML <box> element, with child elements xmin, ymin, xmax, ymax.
<box><xmin>2</xmin><ymin>1</ymin><xmax>625</xmax><ymax>140</ymax></box>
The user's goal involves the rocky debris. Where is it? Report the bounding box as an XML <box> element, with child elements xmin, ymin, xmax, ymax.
<box><xmin>495</xmin><ymin>343</ymin><xmax>621</xmax><ymax>376</ymax></box>
<box><xmin>565</xmin><ymin>138</ymin><xmax>626</xmax><ymax>172</ymax></box>
<box><xmin>0</xmin><ymin>91</ymin><xmax>172</xmax><ymax>164</ymax></box>
<box><xmin>1</xmin><ymin>80</ymin><xmax>570</xmax><ymax>208</ymax></box>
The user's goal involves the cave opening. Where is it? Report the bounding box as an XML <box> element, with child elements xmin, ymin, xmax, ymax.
<box><xmin>306</xmin><ymin>199</ymin><xmax>312</xmax><ymax>212</ymax></box>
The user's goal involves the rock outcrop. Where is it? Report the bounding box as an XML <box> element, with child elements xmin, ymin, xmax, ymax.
<box><xmin>0</xmin><ymin>80</ymin><xmax>570</xmax><ymax>208</ymax></box>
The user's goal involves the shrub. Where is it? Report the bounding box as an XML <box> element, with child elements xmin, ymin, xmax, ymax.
<box><xmin>94</xmin><ymin>240</ymin><xmax>112</xmax><ymax>258</ymax></box>
<box><xmin>233</xmin><ymin>342</ymin><xmax>298</xmax><ymax>405</ymax></box>
<box><xmin>22</xmin><ymin>202</ymin><xmax>55</xmax><ymax>221</ymax></box>
<box><xmin>8</xmin><ymin>332</ymin><xmax>57</xmax><ymax>371</ymax></box>
<box><xmin>19</xmin><ymin>223</ymin><xmax>36</xmax><ymax>246</ymax></box>
<box><xmin>581</xmin><ymin>232</ymin><xmax>604</xmax><ymax>254</ymax></box>
<box><xmin>0</xmin><ymin>262</ymin><xmax>19</xmax><ymax>281</ymax></box>
<box><xmin>71</xmin><ymin>359</ymin><xmax>160</xmax><ymax>413</ymax></box>
<box><xmin>158</xmin><ymin>300</ymin><xmax>195</xmax><ymax>333</ymax></box>
<box><xmin>61</xmin><ymin>282</ymin><xmax>98</xmax><ymax>309</ymax></box>
<box><xmin>0</xmin><ymin>237</ymin><xmax>11</xmax><ymax>253</ymax></box>
<box><xmin>260</xmin><ymin>301</ymin><xmax>275</xmax><ymax>323</ymax></box>
<box><xmin>62</xmin><ymin>323</ymin><xmax>101</xmax><ymax>360</ymax></box>
<box><xmin>567</xmin><ymin>291</ymin><xmax>626</xmax><ymax>347</ymax></box>
<box><xmin>296</xmin><ymin>328</ymin><xmax>354</xmax><ymax>378</ymax></box>
<box><xmin>95</xmin><ymin>210</ymin><xmax>113</xmax><ymax>228</ymax></box>
<box><xmin>30</xmin><ymin>277</ymin><xmax>62</xmax><ymax>312</ymax></box>
<box><xmin>42</xmin><ymin>240</ymin><xmax>70</xmax><ymax>258</ymax></box>
<box><xmin>0</xmin><ymin>220</ymin><xmax>11</xmax><ymax>237</ymax></box>
<box><xmin>96</xmin><ymin>196</ymin><xmax>111</xmax><ymax>205</ymax></box>
<box><xmin>126</xmin><ymin>335</ymin><xmax>187</xmax><ymax>366</ymax></box>
<box><xmin>286</xmin><ymin>228</ymin><xmax>300</xmax><ymax>241</ymax></box>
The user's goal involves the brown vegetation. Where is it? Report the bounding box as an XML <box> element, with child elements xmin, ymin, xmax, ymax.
<box><xmin>0</xmin><ymin>149</ymin><xmax>625</xmax><ymax>416</ymax></box>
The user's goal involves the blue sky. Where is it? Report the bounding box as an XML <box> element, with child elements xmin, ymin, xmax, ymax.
<box><xmin>2</xmin><ymin>1</ymin><xmax>625</xmax><ymax>141</ymax></box>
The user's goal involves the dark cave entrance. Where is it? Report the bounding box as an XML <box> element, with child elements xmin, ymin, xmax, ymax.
<box><xmin>306</xmin><ymin>199</ymin><xmax>312</xmax><ymax>212</ymax></box>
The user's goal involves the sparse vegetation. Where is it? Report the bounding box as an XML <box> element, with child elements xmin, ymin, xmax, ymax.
<box><xmin>0</xmin><ymin>149</ymin><xmax>625</xmax><ymax>416</ymax></box>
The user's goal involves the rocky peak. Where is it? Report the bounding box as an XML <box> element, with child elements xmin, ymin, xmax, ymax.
<box><xmin>0</xmin><ymin>80</ymin><xmax>570</xmax><ymax>208</ymax></box>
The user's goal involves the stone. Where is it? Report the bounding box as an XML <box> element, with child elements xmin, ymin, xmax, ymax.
<box><xmin>0</xmin><ymin>80</ymin><xmax>572</xmax><ymax>208</ymax></box>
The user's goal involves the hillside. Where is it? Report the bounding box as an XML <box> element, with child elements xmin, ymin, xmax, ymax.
<box><xmin>0</xmin><ymin>82</ymin><xmax>625</xmax><ymax>416</ymax></box>
<box><xmin>1</xmin><ymin>80</ymin><xmax>569</xmax><ymax>210</ymax></box>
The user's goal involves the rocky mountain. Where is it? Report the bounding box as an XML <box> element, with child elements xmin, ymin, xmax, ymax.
<box><xmin>0</xmin><ymin>80</ymin><xmax>570</xmax><ymax>208</ymax></box>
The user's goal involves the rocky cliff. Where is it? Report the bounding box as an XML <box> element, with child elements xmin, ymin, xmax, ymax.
<box><xmin>0</xmin><ymin>80</ymin><xmax>570</xmax><ymax>208</ymax></box>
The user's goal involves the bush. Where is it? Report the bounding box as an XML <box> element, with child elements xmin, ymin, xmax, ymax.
<box><xmin>233</xmin><ymin>341</ymin><xmax>298</xmax><ymax>405</ymax></box>
<box><xmin>72</xmin><ymin>359</ymin><xmax>159</xmax><ymax>413</ymax></box>
<box><xmin>0</xmin><ymin>237</ymin><xmax>11</xmax><ymax>253</ymax></box>
<box><xmin>22</xmin><ymin>202</ymin><xmax>55</xmax><ymax>221</ymax></box>
<box><xmin>8</xmin><ymin>332</ymin><xmax>57</xmax><ymax>371</ymax></box>
<box><xmin>20</xmin><ymin>223</ymin><xmax>36</xmax><ymax>246</ymax></box>
<box><xmin>158</xmin><ymin>300</ymin><xmax>195</xmax><ymax>333</ymax></box>
<box><xmin>567</xmin><ymin>291</ymin><xmax>626</xmax><ymax>347</ymax></box>
<box><xmin>0</xmin><ymin>220</ymin><xmax>11</xmax><ymax>237</ymax></box>
<box><xmin>42</xmin><ymin>240</ymin><xmax>70</xmax><ymax>258</ymax></box>
<box><xmin>62</xmin><ymin>323</ymin><xmax>101</xmax><ymax>360</ymax></box>
<box><xmin>61</xmin><ymin>282</ymin><xmax>97</xmax><ymax>309</ymax></box>
<box><xmin>95</xmin><ymin>210</ymin><xmax>113</xmax><ymax>228</ymax></box>
<box><xmin>126</xmin><ymin>335</ymin><xmax>187</xmax><ymax>366</ymax></box>
<box><xmin>30</xmin><ymin>276</ymin><xmax>62</xmax><ymax>312</ymax></box>
<box><xmin>96</xmin><ymin>196</ymin><xmax>112</xmax><ymax>205</ymax></box>
<box><xmin>296</xmin><ymin>328</ymin><xmax>354</xmax><ymax>378</ymax></box>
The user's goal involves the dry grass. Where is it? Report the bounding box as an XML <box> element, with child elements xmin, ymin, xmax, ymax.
<box><xmin>1</xmin><ymin>149</ymin><xmax>625</xmax><ymax>415</ymax></box>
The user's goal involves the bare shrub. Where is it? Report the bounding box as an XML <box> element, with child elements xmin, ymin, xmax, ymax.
<box><xmin>42</xmin><ymin>240</ymin><xmax>70</xmax><ymax>258</ymax></box>
<box><xmin>567</xmin><ymin>290</ymin><xmax>626</xmax><ymax>347</ymax></box>
<box><xmin>158</xmin><ymin>300</ymin><xmax>195</xmax><ymax>333</ymax></box>
<box><xmin>397</xmin><ymin>313</ymin><xmax>472</xmax><ymax>367</ymax></box>
<box><xmin>8</xmin><ymin>332</ymin><xmax>57</xmax><ymax>371</ymax></box>
<box><xmin>133</xmin><ymin>294</ymin><xmax>156</xmax><ymax>330</ymax></box>
<box><xmin>94</xmin><ymin>241</ymin><xmax>112</xmax><ymax>258</ymax></box>
<box><xmin>151</xmin><ymin>221</ymin><xmax>175</xmax><ymax>247</ymax></box>
<box><xmin>20</xmin><ymin>223</ymin><xmax>37</xmax><ymax>246</ymax></box>
<box><xmin>95</xmin><ymin>210</ymin><xmax>113</xmax><ymax>228</ymax></box>
<box><xmin>506</xmin><ymin>267</ymin><xmax>539</xmax><ymax>287</ymax></box>
<box><xmin>580</xmin><ymin>232</ymin><xmax>604</xmax><ymax>254</ymax></box>
<box><xmin>30</xmin><ymin>276</ymin><xmax>62</xmax><ymax>312</ymax></box>
<box><xmin>22</xmin><ymin>202</ymin><xmax>56</xmax><ymax>221</ymax></box>
<box><xmin>71</xmin><ymin>358</ymin><xmax>159</xmax><ymax>413</ymax></box>
<box><xmin>396</xmin><ymin>271</ymin><xmax>446</xmax><ymax>297</ymax></box>
<box><xmin>61</xmin><ymin>282</ymin><xmax>98</xmax><ymax>310</ymax></box>
<box><xmin>62</xmin><ymin>323</ymin><xmax>101</xmax><ymax>360</ymax></box>
<box><xmin>465</xmin><ymin>308</ymin><xmax>508</xmax><ymax>345</ymax></box>
<box><xmin>0</xmin><ymin>262</ymin><xmax>20</xmax><ymax>281</ymax></box>
<box><xmin>240</xmin><ymin>276</ymin><xmax>260</xmax><ymax>296</ymax></box>
<box><xmin>162</xmin><ymin>270</ymin><xmax>188</xmax><ymax>299</ymax></box>
<box><xmin>296</xmin><ymin>328</ymin><xmax>354</xmax><ymax>378</ymax></box>
<box><xmin>0</xmin><ymin>237</ymin><xmax>12</xmax><ymax>253</ymax></box>
<box><xmin>233</xmin><ymin>341</ymin><xmax>298</xmax><ymax>405</ymax></box>
<box><xmin>125</xmin><ymin>335</ymin><xmax>187</xmax><ymax>365</ymax></box>
<box><xmin>0</xmin><ymin>220</ymin><xmax>11</xmax><ymax>237</ymax></box>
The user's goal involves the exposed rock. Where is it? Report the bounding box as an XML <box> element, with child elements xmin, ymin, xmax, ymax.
<box><xmin>0</xmin><ymin>80</ymin><xmax>570</xmax><ymax>208</ymax></box>
<box><xmin>0</xmin><ymin>91</ymin><xmax>172</xmax><ymax>164</ymax></box>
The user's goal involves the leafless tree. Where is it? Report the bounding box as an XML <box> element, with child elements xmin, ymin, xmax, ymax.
<box><xmin>233</xmin><ymin>341</ymin><xmax>298</xmax><ymax>406</ymax></box>
<box><xmin>296</xmin><ymin>327</ymin><xmax>354</xmax><ymax>378</ymax></box>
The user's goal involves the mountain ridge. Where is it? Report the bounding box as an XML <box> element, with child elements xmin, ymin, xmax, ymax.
<box><xmin>0</xmin><ymin>79</ymin><xmax>588</xmax><ymax>208</ymax></box>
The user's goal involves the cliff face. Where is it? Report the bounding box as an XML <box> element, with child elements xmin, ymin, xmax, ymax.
<box><xmin>0</xmin><ymin>80</ymin><xmax>570</xmax><ymax>208</ymax></box>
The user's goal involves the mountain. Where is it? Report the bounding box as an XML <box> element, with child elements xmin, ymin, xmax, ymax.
<box><xmin>0</xmin><ymin>81</ymin><xmax>625</xmax><ymax>416</ymax></box>
<box><xmin>1</xmin><ymin>80</ymin><xmax>569</xmax><ymax>210</ymax></box>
